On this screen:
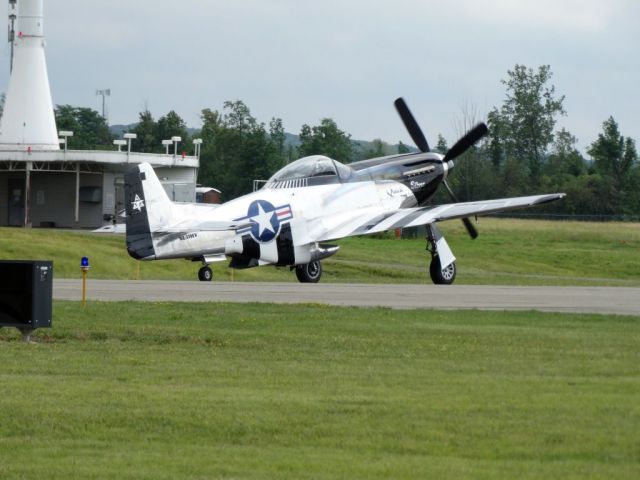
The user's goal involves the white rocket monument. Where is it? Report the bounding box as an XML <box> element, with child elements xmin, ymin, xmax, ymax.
<box><xmin>0</xmin><ymin>0</ymin><xmax>59</xmax><ymax>150</ymax></box>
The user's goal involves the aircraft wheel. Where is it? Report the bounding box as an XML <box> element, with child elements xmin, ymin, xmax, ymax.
<box><xmin>198</xmin><ymin>266</ymin><xmax>213</xmax><ymax>282</ymax></box>
<box><xmin>295</xmin><ymin>261</ymin><xmax>322</xmax><ymax>283</ymax></box>
<box><xmin>429</xmin><ymin>255</ymin><xmax>456</xmax><ymax>285</ymax></box>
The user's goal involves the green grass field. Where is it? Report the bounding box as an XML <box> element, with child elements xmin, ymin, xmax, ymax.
<box><xmin>0</xmin><ymin>302</ymin><xmax>638</xmax><ymax>479</ymax></box>
<box><xmin>0</xmin><ymin>219</ymin><xmax>638</xmax><ymax>285</ymax></box>
<box><xmin>1</xmin><ymin>220</ymin><xmax>638</xmax><ymax>478</ymax></box>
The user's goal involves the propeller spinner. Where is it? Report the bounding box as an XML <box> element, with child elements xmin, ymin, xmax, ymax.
<box><xmin>394</xmin><ymin>97</ymin><xmax>488</xmax><ymax>239</ymax></box>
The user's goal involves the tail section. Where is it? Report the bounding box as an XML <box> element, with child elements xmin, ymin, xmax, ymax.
<box><xmin>124</xmin><ymin>163</ymin><xmax>175</xmax><ymax>260</ymax></box>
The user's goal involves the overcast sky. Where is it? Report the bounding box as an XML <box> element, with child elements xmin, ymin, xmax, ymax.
<box><xmin>1</xmin><ymin>0</ymin><xmax>637</xmax><ymax>154</ymax></box>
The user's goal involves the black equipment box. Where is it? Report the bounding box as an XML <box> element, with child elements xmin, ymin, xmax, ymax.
<box><xmin>0</xmin><ymin>261</ymin><xmax>53</xmax><ymax>330</ymax></box>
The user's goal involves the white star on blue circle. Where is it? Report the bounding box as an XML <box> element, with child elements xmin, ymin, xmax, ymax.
<box><xmin>247</xmin><ymin>200</ymin><xmax>280</xmax><ymax>242</ymax></box>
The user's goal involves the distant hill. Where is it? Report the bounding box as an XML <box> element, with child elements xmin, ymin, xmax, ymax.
<box><xmin>284</xmin><ymin>132</ymin><xmax>301</xmax><ymax>148</ymax></box>
<box><xmin>109</xmin><ymin>124</ymin><xmax>133</xmax><ymax>137</ymax></box>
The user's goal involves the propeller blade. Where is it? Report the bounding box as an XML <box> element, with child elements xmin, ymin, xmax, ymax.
<box><xmin>461</xmin><ymin>217</ymin><xmax>479</xmax><ymax>240</ymax></box>
<box><xmin>442</xmin><ymin>122</ymin><xmax>488</xmax><ymax>162</ymax></box>
<box><xmin>443</xmin><ymin>180</ymin><xmax>478</xmax><ymax>239</ymax></box>
<box><xmin>394</xmin><ymin>97</ymin><xmax>430</xmax><ymax>152</ymax></box>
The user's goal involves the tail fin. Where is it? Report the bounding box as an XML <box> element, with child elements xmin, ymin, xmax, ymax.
<box><xmin>124</xmin><ymin>163</ymin><xmax>175</xmax><ymax>260</ymax></box>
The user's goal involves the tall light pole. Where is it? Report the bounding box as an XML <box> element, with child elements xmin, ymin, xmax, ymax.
<box><xmin>8</xmin><ymin>0</ymin><xmax>17</xmax><ymax>73</ymax></box>
<box><xmin>96</xmin><ymin>88</ymin><xmax>111</xmax><ymax>120</ymax></box>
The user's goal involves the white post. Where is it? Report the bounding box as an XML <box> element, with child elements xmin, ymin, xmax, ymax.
<box><xmin>171</xmin><ymin>136</ymin><xmax>182</xmax><ymax>157</ymax></box>
<box><xmin>75</xmin><ymin>163</ymin><xmax>80</xmax><ymax>224</ymax></box>
<box><xmin>24</xmin><ymin>161</ymin><xmax>32</xmax><ymax>228</ymax></box>
<box><xmin>193</xmin><ymin>138</ymin><xmax>203</xmax><ymax>159</ymax></box>
<box><xmin>124</xmin><ymin>133</ymin><xmax>137</xmax><ymax>154</ymax></box>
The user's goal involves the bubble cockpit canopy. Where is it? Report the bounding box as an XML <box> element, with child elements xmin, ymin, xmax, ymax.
<box><xmin>267</xmin><ymin>155</ymin><xmax>353</xmax><ymax>186</ymax></box>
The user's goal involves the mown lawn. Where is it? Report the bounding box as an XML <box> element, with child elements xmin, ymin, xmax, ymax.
<box><xmin>0</xmin><ymin>301</ymin><xmax>638</xmax><ymax>479</ymax></box>
<box><xmin>0</xmin><ymin>219</ymin><xmax>638</xmax><ymax>285</ymax></box>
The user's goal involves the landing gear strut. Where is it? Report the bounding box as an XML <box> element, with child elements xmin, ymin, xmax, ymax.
<box><xmin>426</xmin><ymin>225</ymin><xmax>457</xmax><ymax>285</ymax></box>
<box><xmin>295</xmin><ymin>261</ymin><xmax>322</xmax><ymax>283</ymax></box>
<box><xmin>198</xmin><ymin>265</ymin><xmax>213</xmax><ymax>282</ymax></box>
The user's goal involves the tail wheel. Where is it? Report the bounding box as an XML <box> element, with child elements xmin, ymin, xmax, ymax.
<box><xmin>429</xmin><ymin>255</ymin><xmax>456</xmax><ymax>285</ymax></box>
<box><xmin>198</xmin><ymin>266</ymin><xmax>213</xmax><ymax>282</ymax></box>
<box><xmin>295</xmin><ymin>261</ymin><xmax>322</xmax><ymax>283</ymax></box>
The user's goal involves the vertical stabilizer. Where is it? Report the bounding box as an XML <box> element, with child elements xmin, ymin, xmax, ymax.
<box><xmin>124</xmin><ymin>163</ymin><xmax>175</xmax><ymax>260</ymax></box>
<box><xmin>0</xmin><ymin>0</ymin><xmax>59</xmax><ymax>150</ymax></box>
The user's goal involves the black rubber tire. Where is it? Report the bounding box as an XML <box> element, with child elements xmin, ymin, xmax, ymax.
<box><xmin>295</xmin><ymin>261</ymin><xmax>322</xmax><ymax>283</ymax></box>
<box><xmin>429</xmin><ymin>255</ymin><xmax>456</xmax><ymax>285</ymax></box>
<box><xmin>198</xmin><ymin>266</ymin><xmax>213</xmax><ymax>282</ymax></box>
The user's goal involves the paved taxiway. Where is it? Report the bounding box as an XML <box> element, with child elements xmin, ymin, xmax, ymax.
<box><xmin>53</xmin><ymin>280</ymin><xmax>640</xmax><ymax>315</ymax></box>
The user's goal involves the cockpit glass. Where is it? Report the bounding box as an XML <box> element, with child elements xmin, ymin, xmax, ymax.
<box><xmin>268</xmin><ymin>156</ymin><xmax>352</xmax><ymax>183</ymax></box>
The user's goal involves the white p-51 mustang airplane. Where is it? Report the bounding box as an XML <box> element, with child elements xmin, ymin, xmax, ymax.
<box><xmin>125</xmin><ymin>98</ymin><xmax>564</xmax><ymax>284</ymax></box>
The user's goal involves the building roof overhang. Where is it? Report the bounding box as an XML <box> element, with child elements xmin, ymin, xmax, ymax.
<box><xmin>0</xmin><ymin>148</ymin><xmax>199</xmax><ymax>169</ymax></box>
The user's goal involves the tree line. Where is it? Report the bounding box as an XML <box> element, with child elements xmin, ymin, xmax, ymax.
<box><xmin>53</xmin><ymin>64</ymin><xmax>639</xmax><ymax>218</ymax></box>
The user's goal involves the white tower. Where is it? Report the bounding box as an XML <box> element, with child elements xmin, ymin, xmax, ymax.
<box><xmin>0</xmin><ymin>0</ymin><xmax>59</xmax><ymax>150</ymax></box>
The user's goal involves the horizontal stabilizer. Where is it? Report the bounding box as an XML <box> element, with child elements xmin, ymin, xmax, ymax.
<box><xmin>154</xmin><ymin>220</ymin><xmax>253</xmax><ymax>234</ymax></box>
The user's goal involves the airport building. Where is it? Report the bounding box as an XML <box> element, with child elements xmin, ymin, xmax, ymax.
<box><xmin>0</xmin><ymin>0</ymin><xmax>199</xmax><ymax>228</ymax></box>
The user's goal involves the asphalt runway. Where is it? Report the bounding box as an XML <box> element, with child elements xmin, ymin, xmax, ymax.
<box><xmin>53</xmin><ymin>279</ymin><xmax>640</xmax><ymax>315</ymax></box>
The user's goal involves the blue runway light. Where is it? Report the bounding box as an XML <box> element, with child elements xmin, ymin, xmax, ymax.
<box><xmin>81</xmin><ymin>256</ymin><xmax>90</xmax><ymax>268</ymax></box>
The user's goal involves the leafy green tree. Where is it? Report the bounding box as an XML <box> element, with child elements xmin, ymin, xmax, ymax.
<box><xmin>443</xmin><ymin>105</ymin><xmax>495</xmax><ymax>202</ymax></box>
<box><xmin>435</xmin><ymin>134</ymin><xmax>448</xmax><ymax>154</ymax></box>
<box><xmin>131</xmin><ymin>110</ymin><xmax>160</xmax><ymax>153</ymax></box>
<box><xmin>197</xmin><ymin>101</ymin><xmax>287</xmax><ymax>200</ymax></box>
<box><xmin>355</xmin><ymin>138</ymin><xmax>386</xmax><ymax>160</ymax></box>
<box><xmin>196</xmin><ymin>108</ymin><xmax>223</xmax><ymax>190</ymax></box>
<box><xmin>268</xmin><ymin>117</ymin><xmax>288</xmax><ymax>171</ymax></box>
<box><xmin>487</xmin><ymin>64</ymin><xmax>566</xmax><ymax>187</ymax></box>
<box><xmin>547</xmin><ymin>128</ymin><xmax>586</xmax><ymax>178</ymax></box>
<box><xmin>588</xmin><ymin>117</ymin><xmax>636</xmax><ymax>180</ymax></box>
<box><xmin>397</xmin><ymin>141</ymin><xmax>411</xmax><ymax>154</ymax></box>
<box><xmin>486</xmin><ymin>108</ymin><xmax>507</xmax><ymax>171</ymax></box>
<box><xmin>157</xmin><ymin>110</ymin><xmax>191</xmax><ymax>155</ymax></box>
<box><xmin>546</xmin><ymin>173</ymin><xmax>605</xmax><ymax>215</ymax></box>
<box><xmin>626</xmin><ymin>162</ymin><xmax>640</xmax><ymax>215</ymax></box>
<box><xmin>587</xmin><ymin>117</ymin><xmax>638</xmax><ymax>214</ymax></box>
<box><xmin>130</xmin><ymin>110</ymin><xmax>191</xmax><ymax>155</ymax></box>
<box><xmin>298</xmin><ymin>118</ymin><xmax>354</xmax><ymax>162</ymax></box>
<box><xmin>55</xmin><ymin>105</ymin><xmax>113</xmax><ymax>150</ymax></box>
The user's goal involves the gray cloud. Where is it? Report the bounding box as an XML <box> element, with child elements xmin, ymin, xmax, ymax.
<box><xmin>1</xmin><ymin>0</ymin><xmax>637</xmax><ymax>153</ymax></box>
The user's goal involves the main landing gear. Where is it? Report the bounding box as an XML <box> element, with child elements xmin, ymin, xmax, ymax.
<box><xmin>295</xmin><ymin>260</ymin><xmax>322</xmax><ymax>283</ymax></box>
<box><xmin>198</xmin><ymin>265</ymin><xmax>213</xmax><ymax>281</ymax></box>
<box><xmin>429</xmin><ymin>255</ymin><xmax>456</xmax><ymax>284</ymax></box>
<box><xmin>196</xmin><ymin>261</ymin><xmax>323</xmax><ymax>283</ymax></box>
<box><xmin>426</xmin><ymin>225</ymin><xmax>457</xmax><ymax>285</ymax></box>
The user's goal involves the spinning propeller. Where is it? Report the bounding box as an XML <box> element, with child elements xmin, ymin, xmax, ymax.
<box><xmin>394</xmin><ymin>97</ymin><xmax>488</xmax><ymax>239</ymax></box>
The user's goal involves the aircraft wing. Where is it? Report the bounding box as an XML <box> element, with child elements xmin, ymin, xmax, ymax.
<box><xmin>317</xmin><ymin>193</ymin><xmax>565</xmax><ymax>241</ymax></box>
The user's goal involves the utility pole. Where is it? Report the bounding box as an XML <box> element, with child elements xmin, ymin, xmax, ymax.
<box><xmin>8</xmin><ymin>0</ymin><xmax>17</xmax><ymax>73</ymax></box>
<box><xmin>95</xmin><ymin>88</ymin><xmax>111</xmax><ymax>121</ymax></box>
